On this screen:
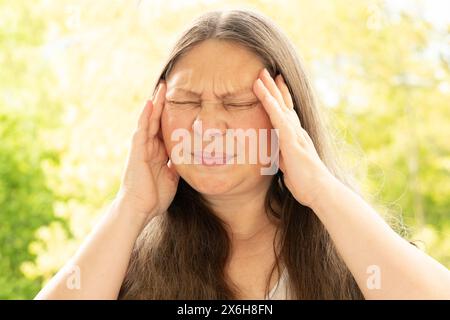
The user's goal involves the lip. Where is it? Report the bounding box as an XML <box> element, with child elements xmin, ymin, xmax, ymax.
<box><xmin>192</xmin><ymin>151</ymin><xmax>235</xmax><ymax>166</ymax></box>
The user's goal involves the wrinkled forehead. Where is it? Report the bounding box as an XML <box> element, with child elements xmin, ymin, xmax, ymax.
<box><xmin>165</xmin><ymin>40</ymin><xmax>264</xmax><ymax>100</ymax></box>
<box><xmin>165</xmin><ymin>70</ymin><xmax>259</xmax><ymax>101</ymax></box>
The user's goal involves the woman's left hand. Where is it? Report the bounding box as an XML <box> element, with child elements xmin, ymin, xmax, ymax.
<box><xmin>253</xmin><ymin>68</ymin><xmax>338</xmax><ymax>208</ymax></box>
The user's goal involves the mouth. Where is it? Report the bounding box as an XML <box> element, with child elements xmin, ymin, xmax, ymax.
<box><xmin>192</xmin><ymin>151</ymin><xmax>236</xmax><ymax>166</ymax></box>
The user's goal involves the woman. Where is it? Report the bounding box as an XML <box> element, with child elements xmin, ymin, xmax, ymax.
<box><xmin>35</xmin><ymin>9</ymin><xmax>450</xmax><ymax>300</ymax></box>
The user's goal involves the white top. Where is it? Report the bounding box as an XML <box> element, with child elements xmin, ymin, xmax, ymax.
<box><xmin>265</xmin><ymin>268</ymin><xmax>290</xmax><ymax>300</ymax></box>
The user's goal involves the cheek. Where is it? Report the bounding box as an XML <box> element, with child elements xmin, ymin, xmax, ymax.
<box><xmin>230</xmin><ymin>107</ymin><xmax>273</xmax><ymax>130</ymax></box>
<box><xmin>229</xmin><ymin>108</ymin><xmax>275</xmax><ymax>165</ymax></box>
<box><xmin>161</xmin><ymin>108</ymin><xmax>195</xmax><ymax>151</ymax></box>
<box><xmin>249</xmin><ymin>108</ymin><xmax>275</xmax><ymax>153</ymax></box>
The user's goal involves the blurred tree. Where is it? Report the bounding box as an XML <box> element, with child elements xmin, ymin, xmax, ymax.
<box><xmin>0</xmin><ymin>0</ymin><xmax>62</xmax><ymax>298</ymax></box>
<box><xmin>302</xmin><ymin>1</ymin><xmax>450</xmax><ymax>265</ymax></box>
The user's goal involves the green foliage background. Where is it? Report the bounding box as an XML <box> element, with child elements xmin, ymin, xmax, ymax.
<box><xmin>0</xmin><ymin>0</ymin><xmax>449</xmax><ymax>299</ymax></box>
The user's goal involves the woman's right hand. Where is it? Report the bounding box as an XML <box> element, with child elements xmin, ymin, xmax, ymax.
<box><xmin>117</xmin><ymin>81</ymin><xmax>179</xmax><ymax>226</ymax></box>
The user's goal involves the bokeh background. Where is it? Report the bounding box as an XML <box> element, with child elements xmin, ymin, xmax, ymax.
<box><xmin>1</xmin><ymin>0</ymin><xmax>449</xmax><ymax>299</ymax></box>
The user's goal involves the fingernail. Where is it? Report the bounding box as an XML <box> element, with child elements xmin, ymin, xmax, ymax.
<box><xmin>263</xmin><ymin>68</ymin><xmax>270</xmax><ymax>77</ymax></box>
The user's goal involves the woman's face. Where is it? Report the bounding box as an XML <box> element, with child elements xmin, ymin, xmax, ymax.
<box><xmin>161</xmin><ymin>39</ymin><xmax>276</xmax><ymax>196</ymax></box>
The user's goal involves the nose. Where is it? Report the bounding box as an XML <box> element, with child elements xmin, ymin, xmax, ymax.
<box><xmin>192</xmin><ymin>101</ymin><xmax>228</xmax><ymax>137</ymax></box>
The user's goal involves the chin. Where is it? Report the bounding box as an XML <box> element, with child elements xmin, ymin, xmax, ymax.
<box><xmin>176</xmin><ymin>165</ymin><xmax>239</xmax><ymax>195</ymax></box>
<box><xmin>187</xmin><ymin>173</ymin><xmax>237</xmax><ymax>195</ymax></box>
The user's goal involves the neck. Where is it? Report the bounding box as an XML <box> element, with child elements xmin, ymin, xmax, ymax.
<box><xmin>203</xmin><ymin>178</ymin><xmax>277</xmax><ymax>242</ymax></box>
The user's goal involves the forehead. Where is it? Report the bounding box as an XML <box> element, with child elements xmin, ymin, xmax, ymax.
<box><xmin>166</xmin><ymin>40</ymin><xmax>264</xmax><ymax>98</ymax></box>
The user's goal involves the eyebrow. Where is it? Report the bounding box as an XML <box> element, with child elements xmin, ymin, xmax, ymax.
<box><xmin>170</xmin><ymin>87</ymin><xmax>255</xmax><ymax>99</ymax></box>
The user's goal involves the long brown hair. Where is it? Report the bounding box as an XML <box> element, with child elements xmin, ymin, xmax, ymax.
<box><xmin>119</xmin><ymin>8</ymin><xmax>364</xmax><ymax>300</ymax></box>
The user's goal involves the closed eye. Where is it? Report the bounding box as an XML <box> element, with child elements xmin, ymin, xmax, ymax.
<box><xmin>225</xmin><ymin>102</ymin><xmax>259</xmax><ymax>109</ymax></box>
<box><xmin>167</xmin><ymin>100</ymin><xmax>200</xmax><ymax>105</ymax></box>
<box><xmin>167</xmin><ymin>100</ymin><xmax>201</xmax><ymax>109</ymax></box>
<box><xmin>167</xmin><ymin>100</ymin><xmax>259</xmax><ymax>110</ymax></box>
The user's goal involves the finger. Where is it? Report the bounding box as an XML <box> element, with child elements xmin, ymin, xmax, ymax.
<box><xmin>275</xmin><ymin>74</ymin><xmax>294</xmax><ymax>110</ymax></box>
<box><xmin>149</xmin><ymin>82</ymin><xmax>166</xmax><ymax>137</ymax></box>
<box><xmin>138</xmin><ymin>100</ymin><xmax>152</xmax><ymax>130</ymax></box>
<box><xmin>253</xmin><ymin>78</ymin><xmax>284</xmax><ymax>129</ymax></box>
<box><xmin>260</xmin><ymin>68</ymin><xmax>286</xmax><ymax>109</ymax></box>
<box><xmin>133</xmin><ymin>100</ymin><xmax>152</xmax><ymax>147</ymax></box>
<box><xmin>301</xmin><ymin>127</ymin><xmax>316</xmax><ymax>150</ymax></box>
<box><xmin>128</xmin><ymin>128</ymin><xmax>148</xmax><ymax>163</ymax></box>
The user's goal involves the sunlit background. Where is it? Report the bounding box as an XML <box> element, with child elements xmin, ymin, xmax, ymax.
<box><xmin>1</xmin><ymin>0</ymin><xmax>449</xmax><ymax>299</ymax></box>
